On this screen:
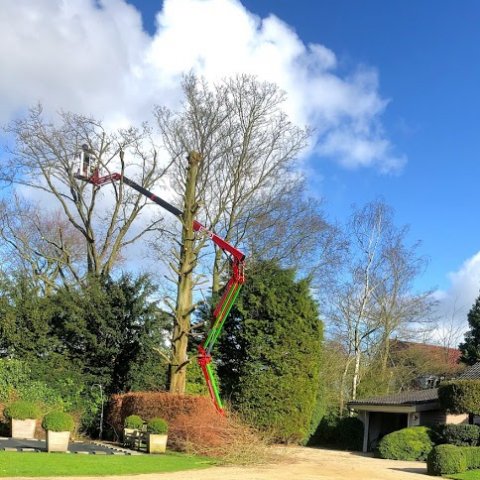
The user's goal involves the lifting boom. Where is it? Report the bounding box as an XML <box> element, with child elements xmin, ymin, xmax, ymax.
<box><xmin>74</xmin><ymin>150</ymin><xmax>245</xmax><ymax>414</ymax></box>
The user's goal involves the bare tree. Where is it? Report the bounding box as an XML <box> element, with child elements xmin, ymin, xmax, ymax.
<box><xmin>1</xmin><ymin>105</ymin><xmax>167</xmax><ymax>281</ymax></box>
<box><xmin>153</xmin><ymin>74</ymin><xmax>337</xmax><ymax>393</ymax></box>
<box><xmin>329</xmin><ymin>200</ymin><xmax>435</xmax><ymax>408</ymax></box>
<box><xmin>0</xmin><ymin>196</ymin><xmax>85</xmax><ymax>292</ymax></box>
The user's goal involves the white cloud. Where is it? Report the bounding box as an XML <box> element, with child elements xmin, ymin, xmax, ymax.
<box><xmin>0</xmin><ymin>0</ymin><xmax>404</xmax><ymax>172</ymax></box>
<box><xmin>433</xmin><ymin>252</ymin><xmax>480</xmax><ymax>345</ymax></box>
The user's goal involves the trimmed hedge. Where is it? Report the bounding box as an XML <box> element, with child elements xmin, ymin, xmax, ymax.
<box><xmin>437</xmin><ymin>424</ymin><xmax>480</xmax><ymax>446</ymax></box>
<box><xmin>124</xmin><ymin>415</ymin><xmax>144</xmax><ymax>429</ymax></box>
<box><xmin>4</xmin><ymin>401</ymin><xmax>40</xmax><ymax>420</ymax></box>
<box><xmin>377</xmin><ymin>426</ymin><xmax>434</xmax><ymax>461</ymax></box>
<box><xmin>428</xmin><ymin>444</ymin><xmax>467</xmax><ymax>475</ymax></box>
<box><xmin>438</xmin><ymin>380</ymin><xmax>480</xmax><ymax>415</ymax></box>
<box><xmin>427</xmin><ymin>445</ymin><xmax>480</xmax><ymax>475</ymax></box>
<box><xmin>147</xmin><ymin>418</ymin><xmax>168</xmax><ymax>434</ymax></box>
<box><xmin>42</xmin><ymin>411</ymin><xmax>74</xmax><ymax>432</ymax></box>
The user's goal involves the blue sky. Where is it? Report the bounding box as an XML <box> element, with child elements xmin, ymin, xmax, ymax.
<box><xmin>127</xmin><ymin>0</ymin><xmax>480</xmax><ymax>293</ymax></box>
<box><xmin>1</xmin><ymin>0</ymin><xmax>479</xmax><ymax>331</ymax></box>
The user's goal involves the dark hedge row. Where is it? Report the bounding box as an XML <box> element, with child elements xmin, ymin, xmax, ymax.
<box><xmin>438</xmin><ymin>380</ymin><xmax>480</xmax><ymax>415</ymax></box>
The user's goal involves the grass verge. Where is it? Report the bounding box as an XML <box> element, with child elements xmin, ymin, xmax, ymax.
<box><xmin>449</xmin><ymin>470</ymin><xmax>480</xmax><ymax>480</ymax></box>
<box><xmin>0</xmin><ymin>451</ymin><xmax>214</xmax><ymax>477</ymax></box>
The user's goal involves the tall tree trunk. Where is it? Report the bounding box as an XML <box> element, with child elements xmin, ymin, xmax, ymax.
<box><xmin>169</xmin><ymin>151</ymin><xmax>201</xmax><ymax>394</ymax></box>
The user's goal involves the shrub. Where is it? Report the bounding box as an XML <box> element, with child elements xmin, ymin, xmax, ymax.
<box><xmin>124</xmin><ymin>414</ymin><xmax>144</xmax><ymax>430</ymax></box>
<box><xmin>438</xmin><ymin>424</ymin><xmax>480</xmax><ymax>446</ymax></box>
<box><xmin>427</xmin><ymin>444</ymin><xmax>467</xmax><ymax>475</ymax></box>
<box><xmin>308</xmin><ymin>414</ymin><xmax>363</xmax><ymax>451</ymax></box>
<box><xmin>4</xmin><ymin>400</ymin><xmax>40</xmax><ymax>420</ymax></box>
<box><xmin>377</xmin><ymin>426</ymin><xmax>434</xmax><ymax>461</ymax></box>
<box><xmin>42</xmin><ymin>411</ymin><xmax>75</xmax><ymax>432</ymax></box>
<box><xmin>439</xmin><ymin>380</ymin><xmax>480</xmax><ymax>415</ymax></box>
<box><xmin>147</xmin><ymin>418</ymin><xmax>168</xmax><ymax>434</ymax></box>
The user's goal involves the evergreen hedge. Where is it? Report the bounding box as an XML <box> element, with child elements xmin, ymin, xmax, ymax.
<box><xmin>377</xmin><ymin>426</ymin><xmax>434</xmax><ymax>461</ymax></box>
<box><xmin>427</xmin><ymin>444</ymin><xmax>467</xmax><ymax>475</ymax></box>
<box><xmin>308</xmin><ymin>414</ymin><xmax>364</xmax><ymax>450</ymax></box>
<box><xmin>437</xmin><ymin>424</ymin><xmax>480</xmax><ymax>446</ymax></box>
<box><xmin>4</xmin><ymin>400</ymin><xmax>40</xmax><ymax>420</ymax></box>
<box><xmin>427</xmin><ymin>445</ymin><xmax>480</xmax><ymax>475</ymax></box>
<box><xmin>438</xmin><ymin>380</ymin><xmax>480</xmax><ymax>415</ymax></box>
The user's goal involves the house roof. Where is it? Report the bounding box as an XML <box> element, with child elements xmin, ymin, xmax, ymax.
<box><xmin>458</xmin><ymin>362</ymin><xmax>480</xmax><ymax>380</ymax></box>
<box><xmin>348</xmin><ymin>388</ymin><xmax>438</xmax><ymax>407</ymax></box>
<box><xmin>390</xmin><ymin>340</ymin><xmax>461</xmax><ymax>367</ymax></box>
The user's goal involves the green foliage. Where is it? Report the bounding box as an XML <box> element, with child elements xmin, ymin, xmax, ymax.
<box><xmin>147</xmin><ymin>418</ymin><xmax>168</xmax><ymax>434</ymax></box>
<box><xmin>460</xmin><ymin>293</ymin><xmax>480</xmax><ymax>365</ymax></box>
<box><xmin>4</xmin><ymin>400</ymin><xmax>40</xmax><ymax>420</ymax></box>
<box><xmin>124</xmin><ymin>415</ymin><xmax>144</xmax><ymax>429</ymax></box>
<box><xmin>428</xmin><ymin>444</ymin><xmax>468</xmax><ymax>475</ymax></box>
<box><xmin>42</xmin><ymin>411</ymin><xmax>75</xmax><ymax>432</ymax></box>
<box><xmin>438</xmin><ymin>424</ymin><xmax>480</xmax><ymax>447</ymax></box>
<box><xmin>308</xmin><ymin>414</ymin><xmax>363</xmax><ymax>450</ymax></box>
<box><xmin>0</xmin><ymin>359</ymin><xmax>31</xmax><ymax>402</ymax></box>
<box><xmin>377</xmin><ymin>426</ymin><xmax>434</xmax><ymax>461</ymax></box>
<box><xmin>439</xmin><ymin>380</ymin><xmax>480</xmax><ymax>415</ymax></box>
<box><xmin>50</xmin><ymin>274</ymin><xmax>168</xmax><ymax>395</ymax></box>
<box><xmin>217</xmin><ymin>261</ymin><xmax>324</xmax><ymax>443</ymax></box>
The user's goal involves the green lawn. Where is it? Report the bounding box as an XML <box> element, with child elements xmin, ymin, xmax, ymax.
<box><xmin>0</xmin><ymin>451</ymin><xmax>215</xmax><ymax>477</ymax></box>
<box><xmin>449</xmin><ymin>470</ymin><xmax>480</xmax><ymax>480</ymax></box>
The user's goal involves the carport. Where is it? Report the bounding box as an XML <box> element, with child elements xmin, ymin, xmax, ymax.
<box><xmin>348</xmin><ymin>388</ymin><xmax>468</xmax><ymax>452</ymax></box>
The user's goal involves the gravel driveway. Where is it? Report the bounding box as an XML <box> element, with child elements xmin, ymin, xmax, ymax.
<box><xmin>4</xmin><ymin>445</ymin><xmax>429</xmax><ymax>480</ymax></box>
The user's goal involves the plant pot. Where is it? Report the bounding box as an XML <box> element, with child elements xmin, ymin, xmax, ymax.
<box><xmin>46</xmin><ymin>430</ymin><xmax>70</xmax><ymax>452</ymax></box>
<box><xmin>147</xmin><ymin>433</ymin><xmax>167</xmax><ymax>454</ymax></box>
<box><xmin>11</xmin><ymin>419</ymin><xmax>36</xmax><ymax>439</ymax></box>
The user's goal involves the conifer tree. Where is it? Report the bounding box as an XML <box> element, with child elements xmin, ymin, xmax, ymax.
<box><xmin>217</xmin><ymin>260</ymin><xmax>324</xmax><ymax>443</ymax></box>
<box><xmin>460</xmin><ymin>292</ymin><xmax>480</xmax><ymax>365</ymax></box>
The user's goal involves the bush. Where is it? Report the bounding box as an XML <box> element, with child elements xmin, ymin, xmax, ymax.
<box><xmin>42</xmin><ymin>411</ymin><xmax>75</xmax><ymax>432</ymax></box>
<box><xmin>4</xmin><ymin>400</ymin><xmax>40</xmax><ymax>420</ymax></box>
<box><xmin>308</xmin><ymin>414</ymin><xmax>363</xmax><ymax>451</ymax></box>
<box><xmin>428</xmin><ymin>444</ymin><xmax>467</xmax><ymax>475</ymax></box>
<box><xmin>377</xmin><ymin>426</ymin><xmax>434</xmax><ymax>461</ymax></box>
<box><xmin>438</xmin><ymin>424</ymin><xmax>480</xmax><ymax>446</ymax></box>
<box><xmin>124</xmin><ymin>415</ymin><xmax>144</xmax><ymax>429</ymax></box>
<box><xmin>147</xmin><ymin>418</ymin><xmax>168</xmax><ymax>434</ymax></box>
<box><xmin>439</xmin><ymin>380</ymin><xmax>480</xmax><ymax>415</ymax></box>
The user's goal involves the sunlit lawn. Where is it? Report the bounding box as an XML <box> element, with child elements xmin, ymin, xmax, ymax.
<box><xmin>449</xmin><ymin>470</ymin><xmax>480</xmax><ymax>480</ymax></box>
<box><xmin>0</xmin><ymin>451</ymin><xmax>215</xmax><ymax>477</ymax></box>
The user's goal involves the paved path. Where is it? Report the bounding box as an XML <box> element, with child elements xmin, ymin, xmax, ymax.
<box><xmin>3</xmin><ymin>446</ymin><xmax>430</xmax><ymax>480</ymax></box>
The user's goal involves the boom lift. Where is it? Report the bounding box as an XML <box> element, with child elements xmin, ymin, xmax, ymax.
<box><xmin>74</xmin><ymin>146</ymin><xmax>245</xmax><ymax>415</ymax></box>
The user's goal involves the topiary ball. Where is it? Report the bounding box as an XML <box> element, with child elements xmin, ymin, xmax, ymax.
<box><xmin>147</xmin><ymin>418</ymin><xmax>168</xmax><ymax>434</ymax></box>
<box><xmin>4</xmin><ymin>401</ymin><xmax>41</xmax><ymax>420</ymax></box>
<box><xmin>124</xmin><ymin>414</ymin><xmax>144</xmax><ymax>429</ymax></box>
<box><xmin>42</xmin><ymin>411</ymin><xmax>75</xmax><ymax>432</ymax></box>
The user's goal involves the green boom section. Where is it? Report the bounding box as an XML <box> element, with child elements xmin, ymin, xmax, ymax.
<box><xmin>206</xmin><ymin>362</ymin><xmax>223</xmax><ymax>410</ymax></box>
<box><xmin>204</xmin><ymin>282</ymin><xmax>242</xmax><ymax>351</ymax></box>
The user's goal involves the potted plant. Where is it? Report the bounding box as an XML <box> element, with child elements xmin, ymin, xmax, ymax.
<box><xmin>146</xmin><ymin>418</ymin><xmax>168</xmax><ymax>454</ymax></box>
<box><xmin>42</xmin><ymin>411</ymin><xmax>75</xmax><ymax>452</ymax></box>
<box><xmin>123</xmin><ymin>414</ymin><xmax>144</xmax><ymax>448</ymax></box>
<box><xmin>4</xmin><ymin>401</ymin><xmax>40</xmax><ymax>439</ymax></box>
